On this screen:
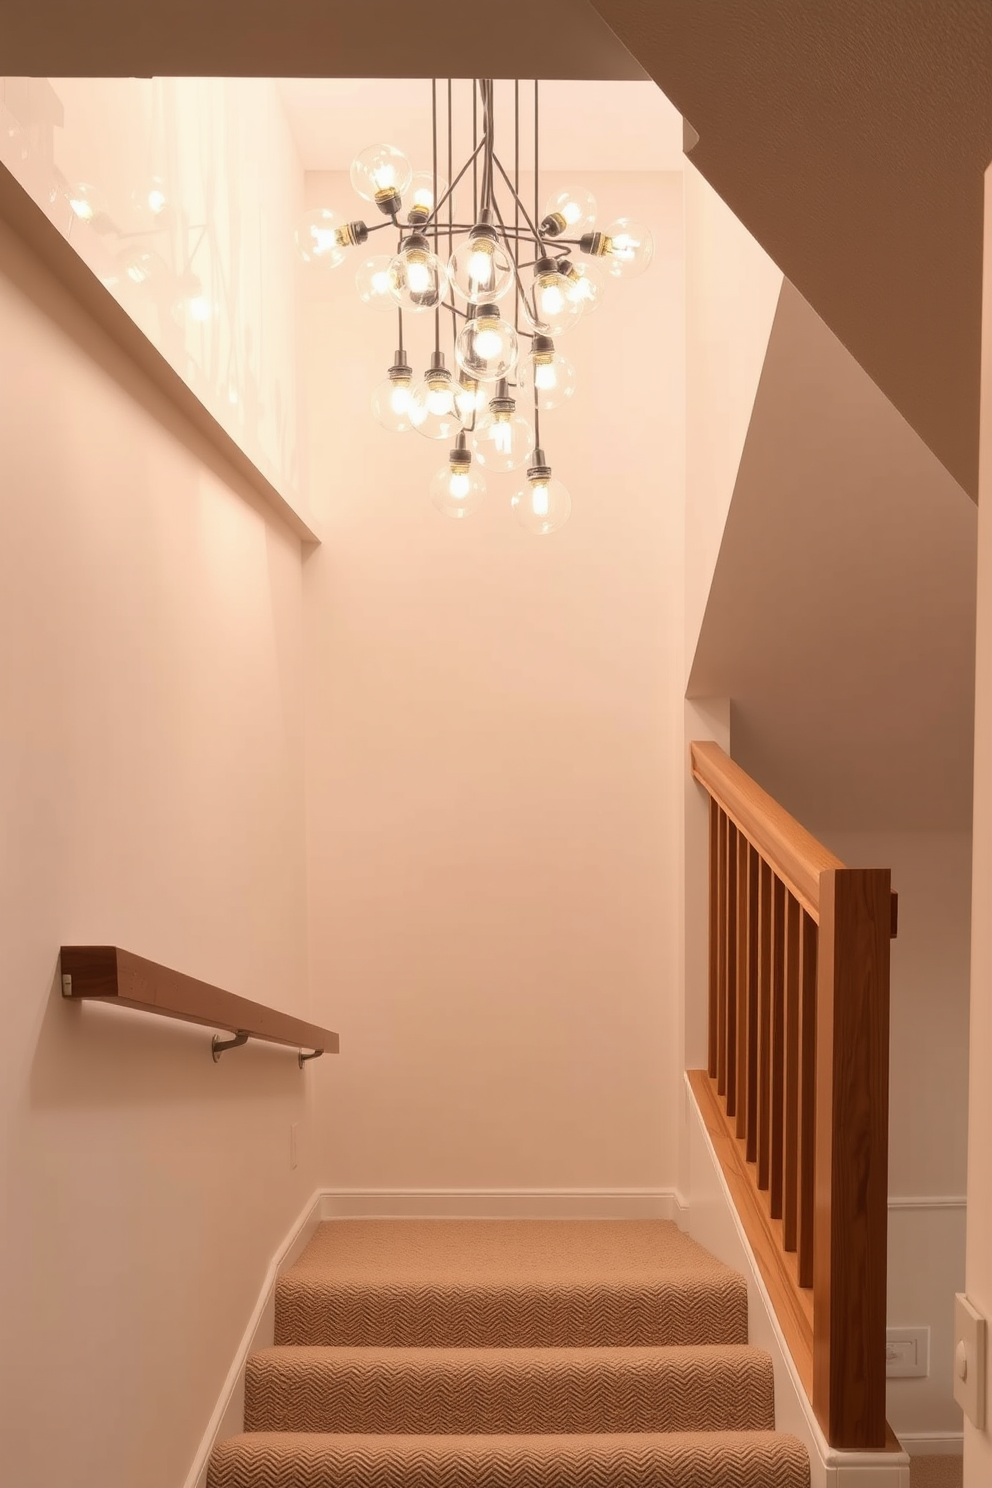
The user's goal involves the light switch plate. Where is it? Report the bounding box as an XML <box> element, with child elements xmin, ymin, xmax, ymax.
<box><xmin>886</xmin><ymin>1327</ymin><xmax>929</xmax><ymax>1378</ymax></box>
<box><xmin>953</xmin><ymin>1292</ymin><xmax>987</xmax><ymax>1428</ymax></box>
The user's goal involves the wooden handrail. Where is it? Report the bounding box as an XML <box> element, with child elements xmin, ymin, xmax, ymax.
<box><xmin>59</xmin><ymin>946</ymin><xmax>338</xmax><ymax>1062</ymax></box>
<box><xmin>691</xmin><ymin>740</ymin><xmax>842</xmax><ymax>920</ymax></box>
<box><xmin>689</xmin><ymin>742</ymin><xmax>893</xmax><ymax>1451</ymax></box>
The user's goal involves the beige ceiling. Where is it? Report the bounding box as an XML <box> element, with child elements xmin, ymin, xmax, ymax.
<box><xmin>277</xmin><ymin>79</ymin><xmax>683</xmax><ymax>174</ymax></box>
<box><xmin>589</xmin><ymin>0</ymin><xmax>992</xmax><ymax>500</ymax></box>
<box><xmin>689</xmin><ymin>280</ymin><xmax>977</xmax><ymax>831</ymax></box>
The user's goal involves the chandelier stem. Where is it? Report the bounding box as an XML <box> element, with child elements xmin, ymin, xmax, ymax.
<box><xmin>514</xmin><ymin>78</ymin><xmax>520</xmax><ymax>334</ymax></box>
<box><xmin>448</xmin><ymin>78</ymin><xmax>457</xmax><ymax>345</ymax></box>
<box><xmin>472</xmin><ymin>79</ymin><xmax>478</xmax><ymax>222</ymax></box>
<box><xmin>534</xmin><ymin>79</ymin><xmax>540</xmax><ymax>255</ymax></box>
<box><xmin>492</xmin><ymin>154</ymin><xmax>544</xmax><ymax>248</ymax></box>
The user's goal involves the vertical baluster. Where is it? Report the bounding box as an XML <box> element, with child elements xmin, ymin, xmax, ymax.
<box><xmin>725</xmin><ymin>822</ymin><xmax>739</xmax><ymax>1111</ymax></box>
<box><xmin>744</xmin><ymin>845</ymin><xmax>760</xmax><ymax>1156</ymax></box>
<box><xmin>783</xmin><ymin>893</ymin><xmax>801</xmax><ymax>1251</ymax></box>
<box><xmin>756</xmin><ymin>859</ymin><xmax>773</xmax><ymax>1187</ymax></box>
<box><xmin>708</xmin><ymin>799</ymin><xmax>719</xmax><ymax>1078</ymax></box>
<box><xmin>716</xmin><ymin>810</ymin><xmax>729</xmax><ymax>1090</ymax></box>
<box><xmin>769</xmin><ymin>875</ymin><xmax>786</xmax><ymax>1217</ymax></box>
<box><xmin>797</xmin><ymin>910</ymin><xmax>818</xmax><ymax>1288</ymax></box>
<box><xmin>734</xmin><ymin>831</ymin><xmax>749</xmax><ymax>1135</ymax></box>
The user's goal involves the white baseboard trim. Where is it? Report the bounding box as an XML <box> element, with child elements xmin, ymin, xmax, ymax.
<box><xmin>895</xmin><ymin>1432</ymin><xmax>965</xmax><ymax>1456</ymax></box>
<box><xmin>320</xmin><ymin>1187</ymin><xmax>681</xmax><ymax>1220</ymax></box>
<box><xmin>182</xmin><ymin>1189</ymin><xmax>324</xmax><ymax>1488</ymax></box>
<box><xmin>887</xmin><ymin>1196</ymin><xmax>967</xmax><ymax>1211</ymax></box>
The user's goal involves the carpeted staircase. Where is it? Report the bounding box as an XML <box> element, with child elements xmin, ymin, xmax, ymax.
<box><xmin>207</xmin><ymin>1219</ymin><xmax>810</xmax><ymax>1487</ymax></box>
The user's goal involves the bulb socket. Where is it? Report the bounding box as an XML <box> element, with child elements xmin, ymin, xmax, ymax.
<box><xmin>401</xmin><ymin>232</ymin><xmax>431</xmax><ymax>255</ymax></box>
<box><xmin>340</xmin><ymin>220</ymin><xmax>370</xmax><ymax>249</ymax></box>
<box><xmin>540</xmin><ymin>212</ymin><xmax>566</xmax><ymax>238</ymax></box>
<box><xmin>579</xmin><ymin>231</ymin><xmax>605</xmax><ymax>258</ymax></box>
<box><xmin>534</xmin><ymin>256</ymin><xmax>559</xmax><ymax>279</ymax></box>
<box><xmin>527</xmin><ymin>448</ymin><xmax>551</xmax><ymax>482</ymax></box>
<box><xmin>489</xmin><ymin>377</ymin><xmax>515</xmax><ymax>416</ymax></box>
<box><xmin>429</xmin><ymin>349</ymin><xmax>448</xmax><ymax>373</ymax></box>
<box><xmin>388</xmin><ymin>350</ymin><xmax>412</xmax><ymax>381</ymax></box>
<box><xmin>406</xmin><ymin>203</ymin><xmax>430</xmax><ymax>225</ymax></box>
<box><xmin>476</xmin><ymin>302</ymin><xmax>500</xmax><ymax>321</ymax></box>
<box><xmin>532</xmin><ymin>335</ymin><xmax>556</xmax><ymax>357</ymax></box>
<box><xmin>374</xmin><ymin>188</ymin><xmax>402</xmax><ymax>217</ymax></box>
<box><xmin>449</xmin><ymin>447</ymin><xmax>472</xmax><ymax>470</ymax></box>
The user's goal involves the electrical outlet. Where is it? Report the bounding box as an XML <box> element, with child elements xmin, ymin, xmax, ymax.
<box><xmin>290</xmin><ymin>1122</ymin><xmax>298</xmax><ymax>1171</ymax></box>
<box><xmin>885</xmin><ymin>1327</ymin><xmax>929</xmax><ymax>1378</ymax></box>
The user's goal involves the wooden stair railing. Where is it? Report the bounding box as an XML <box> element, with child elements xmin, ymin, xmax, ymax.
<box><xmin>59</xmin><ymin>946</ymin><xmax>338</xmax><ymax>1065</ymax></box>
<box><xmin>689</xmin><ymin>742</ymin><xmax>896</xmax><ymax>1451</ymax></box>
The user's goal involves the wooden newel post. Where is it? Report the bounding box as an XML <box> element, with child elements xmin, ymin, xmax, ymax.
<box><xmin>812</xmin><ymin>867</ymin><xmax>891</xmax><ymax>1448</ymax></box>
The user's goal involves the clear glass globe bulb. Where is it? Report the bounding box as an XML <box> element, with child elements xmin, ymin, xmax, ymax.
<box><xmin>454</xmin><ymin>374</ymin><xmax>487</xmax><ymax>424</ymax></box>
<box><xmin>350</xmin><ymin>143</ymin><xmax>413</xmax><ymax>209</ymax></box>
<box><xmin>372</xmin><ymin>374</ymin><xmax>415</xmax><ymax>433</ymax></box>
<box><xmin>512</xmin><ymin>475</ymin><xmax>572</xmax><ymax>535</ymax></box>
<box><xmin>355</xmin><ymin>254</ymin><xmax>397</xmax><ymax>311</ymax></box>
<box><xmin>517</xmin><ymin>347</ymin><xmax>577</xmax><ymax>411</ymax></box>
<box><xmin>431</xmin><ymin>460</ymin><xmax>486</xmax><ymax>518</ymax></box>
<box><xmin>598</xmin><ymin>217</ymin><xmax>654</xmax><ymax>279</ymax></box>
<box><xmin>472</xmin><ymin>410</ymin><xmax>535</xmax><ymax>473</ymax></box>
<box><xmin>67</xmin><ymin>181</ymin><xmax>101</xmax><ymax>222</ymax></box>
<box><xmin>448</xmin><ymin>231</ymin><xmax>514</xmax><ymax>304</ymax></box>
<box><xmin>455</xmin><ymin>309</ymin><xmax>518</xmax><ymax>381</ymax></box>
<box><xmin>542</xmin><ymin>186</ymin><xmax>597</xmax><ymax>237</ymax></box>
<box><xmin>406</xmin><ymin>171</ymin><xmax>448</xmax><ymax>224</ymax></box>
<box><xmin>295</xmin><ymin>208</ymin><xmax>351</xmax><ymax>268</ymax></box>
<box><xmin>410</xmin><ymin>371</ymin><xmax>462</xmax><ymax>440</ymax></box>
<box><xmin>388</xmin><ymin>239</ymin><xmax>445</xmax><ymax>313</ymax></box>
<box><xmin>561</xmin><ymin>258</ymin><xmax>607</xmax><ymax>315</ymax></box>
<box><xmin>529</xmin><ymin>265</ymin><xmax>584</xmax><ymax>336</ymax></box>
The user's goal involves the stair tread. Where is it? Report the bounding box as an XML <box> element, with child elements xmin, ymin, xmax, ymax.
<box><xmin>276</xmin><ymin>1221</ymin><xmax>748</xmax><ymax>1348</ymax></box>
<box><xmin>208</xmin><ymin>1430</ymin><xmax>810</xmax><ymax>1487</ymax></box>
<box><xmin>245</xmin><ymin>1343</ymin><xmax>775</xmax><ymax>1434</ymax></box>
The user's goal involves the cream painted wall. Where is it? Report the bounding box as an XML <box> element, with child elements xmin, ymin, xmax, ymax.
<box><xmin>0</xmin><ymin>209</ymin><xmax>314</xmax><ymax>1488</ymax></box>
<box><xmin>302</xmin><ymin>170</ymin><xmax>684</xmax><ymax>1193</ymax></box>
<box><xmin>819</xmin><ymin>830</ymin><xmax>970</xmax><ymax>1441</ymax></box>
<box><xmin>963</xmin><ymin>163</ymin><xmax>992</xmax><ymax>1487</ymax></box>
<box><xmin>683</xmin><ymin>160</ymin><xmax>782</xmax><ymax>680</ymax></box>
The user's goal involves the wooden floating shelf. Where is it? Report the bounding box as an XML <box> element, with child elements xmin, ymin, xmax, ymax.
<box><xmin>59</xmin><ymin>946</ymin><xmax>338</xmax><ymax>1061</ymax></box>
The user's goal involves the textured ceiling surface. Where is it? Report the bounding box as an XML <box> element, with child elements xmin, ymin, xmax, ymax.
<box><xmin>690</xmin><ymin>281</ymin><xmax>977</xmax><ymax>831</ymax></box>
<box><xmin>2</xmin><ymin>0</ymin><xmax>647</xmax><ymax>80</ymax></box>
<box><xmin>591</xmin><ymin>0</ymin><xmax>992</xmax><ymax>499</ymax></box>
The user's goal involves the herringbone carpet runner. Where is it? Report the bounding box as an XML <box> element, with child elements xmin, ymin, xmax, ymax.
<box><xmin>208</xmin><ymin>1219</ymin><xmax>810</xmax><ymax>1487</ymax></box>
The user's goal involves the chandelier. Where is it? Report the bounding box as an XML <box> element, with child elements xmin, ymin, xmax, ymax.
<box><xmin>295</xmin><ymin>79</ymin><xmax>654</xmax><ymax>534</ymax></box>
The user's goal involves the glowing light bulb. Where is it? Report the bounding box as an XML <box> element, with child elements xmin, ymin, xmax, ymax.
<box><xmin>579</xmin><ymin>217</ymin><xmax>654</xmax><ymax>279</ymax></box>
<box><xmin>455</xmin><ymin>305</ymin><xmax>518</xmax><ymax>382</ymax></box>
<box><xmin>517</xmin><ymin>336</ymin><xmax>577</xmax><ymax>411</ymax></box>
<box><xmin>512</xmin><ymin>453</ymin><xmax>571</xmax><ymax>535</ymax></box>
<box><xmin>356</xmin><ymin>254</ymin><xmax>398</xmax><ymax>311</ymax></box>
<box><xmin>454</xmin><ymin>374</ymin><xmax>486</xmax><ymax>423</ymax></box>
<box><xmin>560</xmin><ymin>257</ymin><xmax>607</xmax><ymax>315</ymax></box>
<box><xmin>530</xmin><ymin>258</ymin><xmax>583</xmax><ymax>336</ymax></box>
<box><xmin>372</xmin><ymin>355</ymin><xmax>416</xmax><ymax>433</ymax></box>
<box><xmin>295</xmin><ymin>208</ymin><xmax>368</xmax><ymax>268</ymax></box>
<box><xmin>541</xmin><ymin>186</ymin><xmax>597</xmax><ymax>238</ymax></box>
<box><xmin>411</xmin><ymin>360</ymin><xmax>462</xmax><ymax>440</ymax></box>
<box><xmin>431</xmin><ymin>440</ymin><xmax>486</xmax><ymax>517</ymax></box>
<box><xmin>448</xmin><ymin>222</ymin><xmax>514</xmax><ymax>305</ymax></box>
<box><xmin>389</xmin><ymin>234</ymin><xmax>445</xmax><ymax>313</ymax></box>
<box><xmin>406</xmin><ymin>171</ymin><xmax>448</xmax><ymax>225</ymax></box>
<box><xmin>350</xmin><ymin>144</ymin><xmax>413</xmax><ymax>215</ymax></box>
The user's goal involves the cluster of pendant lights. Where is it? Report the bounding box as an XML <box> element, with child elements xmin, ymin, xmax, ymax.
<box><xmin>295</xmin><ymin>79</ymin><xmax>653</xmax><ymax>533</ymax></box>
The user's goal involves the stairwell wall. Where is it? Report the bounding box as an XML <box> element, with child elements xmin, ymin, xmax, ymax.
<box><xmin>964</xmin><ymin>159</ymin><xmax>992</xmax><ymax>1487</ymax></box>
<box><xmin>302</xmin><ymin>170</ymin><xmax>685</xmax><ymax>1198</ymax></box>
<box><xmin>0</xmin><ymin>149</ymin><xmax>315</xmax><ymax>1488</ymax></box>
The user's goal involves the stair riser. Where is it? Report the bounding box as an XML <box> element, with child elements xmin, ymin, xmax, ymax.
<box><xmin>274</xmin><ymin>1284</ymin><xmax>749</xmax><ymax>1349</ymax></box>
<box><xmin>245</xmin><ymin>1358</ymin><xmax>774</xmax><ymax>1435</ymax></box>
